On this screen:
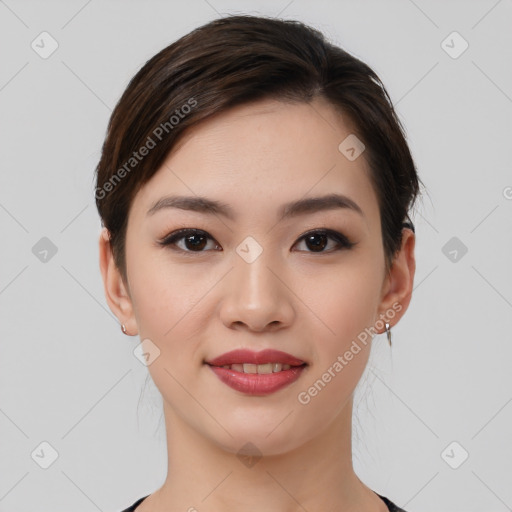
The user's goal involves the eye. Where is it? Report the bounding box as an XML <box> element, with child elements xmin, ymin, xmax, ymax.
<box><xmin>158</xmin><ymin>228</ymin><xmax>355</xmax><ymax>254</ymax></box>
<box><xmin>293</xmin><ymin>229</ymin><xmax>356</xmax><ymax>253</ymax></box>
<box><xmin>158</xmin><ymin>228</ymin><xmax>221</xmax><ymax>253</ymax></box>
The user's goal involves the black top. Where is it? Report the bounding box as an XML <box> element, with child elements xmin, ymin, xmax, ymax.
<box><xmin>120</xmin><ymin>492</ymin><xmax>408</xmax><ymax>511</ymax></box>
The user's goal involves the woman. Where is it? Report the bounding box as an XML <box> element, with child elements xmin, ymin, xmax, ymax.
<box><xmin>95</xmin><ymin>14</ymin><xmax>421</xmax><ymax>512</ymax></box>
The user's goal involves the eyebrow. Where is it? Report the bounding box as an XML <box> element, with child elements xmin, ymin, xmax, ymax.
<box><xmin>146</xmin><ymin>193</ymin><xmax>365</xmax><ymax>221</ymax></box>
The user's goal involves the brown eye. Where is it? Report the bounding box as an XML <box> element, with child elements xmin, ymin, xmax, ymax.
<box><xmin>159</xmin><ymin>229</ymin><xmax>220</xmax><ymax>252</ymax></box>
<box><xmin>294</xmin><ymin>229</ymin><xmax>355</xmax><ymax>253</ymax></box>
<box><xmin>182</xmin><ymin>232</ymin><xmax>208</xmax><ymax>251</ymax></box>
<box><xmin>303</xmin><ymin>232</ymin><xmax>329</xmax><ymax>252</ymax></box>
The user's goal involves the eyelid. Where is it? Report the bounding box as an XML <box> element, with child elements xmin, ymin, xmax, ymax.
<box><xmin>297</xmin><ymin>227</ymin><xmax>353</xmax><ymax>244</ymax></box>
<box><xmin>158</xmin><ymin>228</ymin><xmax>220</xmax><ymax>252</ymax></box>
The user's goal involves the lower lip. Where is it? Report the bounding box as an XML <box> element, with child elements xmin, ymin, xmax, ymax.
<box><xmin>207</xmin><ymin>364</ymin><xmax>307</xmax><ymax>395</ymax></box>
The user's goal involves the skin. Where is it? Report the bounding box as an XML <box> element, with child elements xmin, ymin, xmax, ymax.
<box><xmin>99</xmin><ymin>96</ymin><xmax>415</xmax><ymax>512</ymax></box>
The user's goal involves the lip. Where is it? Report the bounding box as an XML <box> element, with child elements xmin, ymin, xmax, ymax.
<box><xmin>205</xmin><ymin>349</ymin><xmax>306</xmax><ymax>367</ymax></box>
<box><xmin>207</xmin><ymin>365</ymin><xmax>307</xmax><ymax>395</ymax></box>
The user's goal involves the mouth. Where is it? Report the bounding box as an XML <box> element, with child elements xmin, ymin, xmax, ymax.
<box><xmin>204</xmin><ymin>349</ymin><xmax>308</xmax><ymax>395</ymax></box>
<box><xmin>205</xmin><ymin>348</ymin><xmax>307</xmax><ymax>367</ymax></box>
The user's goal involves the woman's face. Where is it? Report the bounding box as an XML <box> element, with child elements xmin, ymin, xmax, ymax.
<box><xmin>108</xmin><ymin>97</ymin><xmax>414</xmax><ymax>455</ymax></box>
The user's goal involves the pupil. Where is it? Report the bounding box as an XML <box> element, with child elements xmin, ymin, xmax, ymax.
<box><xmin>307</xmin><ymin>233</ymin><xmax>327</xmax><ymax>252</ymax></box>
<box><xmin>186</xmin><ymin>234</ymin><xmax>206</xmax><ymax>250</ymax></box>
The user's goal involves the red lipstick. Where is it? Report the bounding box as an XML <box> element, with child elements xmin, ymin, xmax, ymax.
<box><xmin>205</xmin><ymin>349</ymin><xmax>307</xmax><ymax>395</ymax></box>
<box><xmin>206</xmin><ymin>349</ymin><xmax>306</xmax><ymax>367</ymax></box>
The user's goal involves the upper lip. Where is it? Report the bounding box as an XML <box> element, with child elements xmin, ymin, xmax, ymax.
<box><xmin>205</xmin><ymin>349</ymin><xmax>306</xmax><ymax>367</ymax></box>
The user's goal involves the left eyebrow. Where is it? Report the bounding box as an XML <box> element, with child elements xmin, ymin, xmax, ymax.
<box><xmin>146</xmin><ymin>193</ymin><xmax>365</xmax><ymax>221</ymax></box>
<box><xmin>279</xmin><ymin>193</ymin><xmax>365</xmax><ymax>220</ymax></box>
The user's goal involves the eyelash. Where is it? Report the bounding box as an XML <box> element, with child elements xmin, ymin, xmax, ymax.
<box><xmin>157</xmin><ymin>228</ymin><xmax>356</xmax><ymax>255</ymax></box>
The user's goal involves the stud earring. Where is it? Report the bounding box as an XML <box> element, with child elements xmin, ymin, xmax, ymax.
<box><xmin>121</xmin><ymin>324</ymin><xmax>128</xmax><ymax>335</ymax></box>
<box><xmin>385</xmin><ymin>322</ymin><xmax>392</xmax><ymax>347</ymax></box>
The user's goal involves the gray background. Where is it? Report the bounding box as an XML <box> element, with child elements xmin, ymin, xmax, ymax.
<box><xmin>1</xmin><ymin>0</ymin><xmax>511</xmax><ymax>511</ymax></box>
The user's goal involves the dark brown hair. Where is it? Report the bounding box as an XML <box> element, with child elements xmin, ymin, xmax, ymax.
<box><xmin>95</xmin><ymin>14</ymin><xmax>421</xmax><ymax>283</ymax></box>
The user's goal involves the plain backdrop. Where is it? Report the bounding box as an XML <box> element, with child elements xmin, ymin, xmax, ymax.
<box><xmin>1</xmin><ymin>1</ymin><xmax>511</xmax><ymax>511</ymax></box>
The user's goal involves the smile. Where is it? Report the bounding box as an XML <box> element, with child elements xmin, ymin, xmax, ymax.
<box><xmin>206</xmin><ymin>363</ymin><xmax>307</xmax><ymax>395</ymax></box>
<box><xmin>218</xmin><ymin>362</ymin><xmax>293</xmax><ymax>373</ymax></box>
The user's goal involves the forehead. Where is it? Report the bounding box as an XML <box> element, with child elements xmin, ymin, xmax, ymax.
<box><xmin>130</xmin><ymin>97</ymin><xmax>380</xmax><ymax>228</ymax></box>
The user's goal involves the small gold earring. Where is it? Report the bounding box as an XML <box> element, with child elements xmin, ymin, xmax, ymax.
<box><xmin>121</xmin><ymin>324</ymin><xmax>129</xmax><ymax>335</ymax></box>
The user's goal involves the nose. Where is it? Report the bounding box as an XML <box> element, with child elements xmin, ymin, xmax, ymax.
<box><xmin>218</xmin><ymin>251</ymin><xmax>295</xmax><ymax>333</ymax></box>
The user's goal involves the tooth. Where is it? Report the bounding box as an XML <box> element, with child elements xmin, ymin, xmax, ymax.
<box><xmin>243</xmin><ymin>363</ymin><xmax>258</xmax><ymax>374</ymax></box>
<box><xmin>257</xmin><ymin>363</ymin><xmax>273</xmax><ymax>374</ymax></box>
<box><xmin>227</xmin><ymin>363</ymin><xmax>293</xmax><ymax>373</ymax></box>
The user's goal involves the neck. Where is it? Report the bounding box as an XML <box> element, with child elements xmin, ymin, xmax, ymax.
<box><xmin>145</xmin><ymin>396</ymin><xmax>386</xmax><ymax>512</ymax></box>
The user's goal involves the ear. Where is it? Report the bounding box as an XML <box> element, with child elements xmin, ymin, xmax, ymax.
<box><xmin>376</xmin><ymin>228</ymin><xmax>416</xmax><ymax>332</ymax></box>
<box><xmin>98</xmin><ymin>227</ymin><xmax>138</xmax><ymax>336</ymax></box>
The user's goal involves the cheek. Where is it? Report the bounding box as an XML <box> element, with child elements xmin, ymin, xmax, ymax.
<box><xmin>127</xmin><ymin>240</ymin><xmax>181</xmax><ymax>320</ymax></box>
<box><xmin>307</xmin><ymin>258</ymin><xmax>383</xmax><ymax>352</ymax></box>
<box><xmin>126</xmin><ymin>251</ymin><xmax>208</xmax><ymax>412</ymax></box>
<box><xmin>294</xmin><ymin>263</ymin><xmax>382</xmax><ymax>427</ymax></box>
<box><xmin>126</xmin><ymin>245</ymin><xmax>207</xmax><ymax>361</ymax></box>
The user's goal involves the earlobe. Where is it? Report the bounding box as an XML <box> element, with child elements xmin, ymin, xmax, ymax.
<box><xmin>377</xmin><ymin>229</ymin><xmax>416</xmax><ymax>333</ymax></box>
<box><xmin>98</xmin><ymin>227</ymin><xmax>138</xmax><ymax>335</ymax></box>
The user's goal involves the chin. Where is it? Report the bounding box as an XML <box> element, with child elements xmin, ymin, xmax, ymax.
<box><xmin>202</xmin><ymin>423</ymin><xmax>295</xmax><ymax>457</ymax></box>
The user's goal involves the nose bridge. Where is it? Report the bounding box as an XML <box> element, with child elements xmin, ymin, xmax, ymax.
<box><xmin>233</xmin><ymin>239</ymin><xmax>282</xmax><ymax>305</ymax></box>
<box><xmin>219</xmin><ymin>236</ymin><xmax>294</xmax><ymax>330</ymax></box>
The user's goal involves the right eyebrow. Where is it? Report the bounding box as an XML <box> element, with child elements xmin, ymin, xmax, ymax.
<box><xmin>147</xmin><ymin>195</ymin><xmax>235</xmax><ymax>219</ymax></box>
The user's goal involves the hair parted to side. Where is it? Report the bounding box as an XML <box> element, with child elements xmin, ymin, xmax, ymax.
<box><xmin>94</xmin><ymin>14</ymin><xmax>422</xmax><ymax>284</ymax></box>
